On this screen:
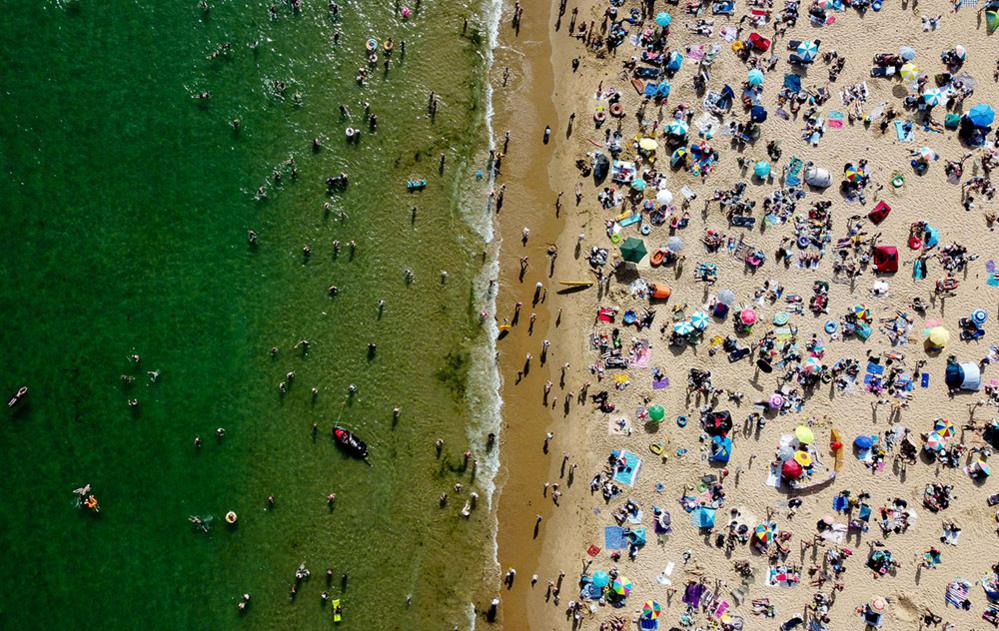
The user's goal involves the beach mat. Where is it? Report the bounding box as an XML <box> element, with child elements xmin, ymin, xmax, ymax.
<box><xmin>604</xmin><ymin>526</ymin><xmax>627</xmax><ymax>550</ymax></box>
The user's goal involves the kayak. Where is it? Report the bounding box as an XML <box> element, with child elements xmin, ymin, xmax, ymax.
<box><xmin>559</xmin><ymin>280</ymin><xmax>594</xmax><ymax>287</ymax></box>
<box><xmin>333</xmin><ymin>426</ymin><xmax>369</xmax><ymax>459</ymax></box>
<box><xmin>332</xmin><ymin>599</ymin><xmax>343</xmax><ymax>622</ymax></box>
<box><xmin>406</xmin><ymin>179</ymin><xmax>427</xmax><ymax>190</ymax></box>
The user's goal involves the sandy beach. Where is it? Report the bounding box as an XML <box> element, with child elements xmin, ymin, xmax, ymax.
<box><xmin>492</xmin><ymin>0</ymin><xmax>999</xmax><ymax>628</ymax></box>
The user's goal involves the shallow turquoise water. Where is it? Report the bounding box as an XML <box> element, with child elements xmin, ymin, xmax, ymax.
<box><xmin>0</xmin><ymin>1</ymin><xmax>496</xmax><ymax>628</ymax></box>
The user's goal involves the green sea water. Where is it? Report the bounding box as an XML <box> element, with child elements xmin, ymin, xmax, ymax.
<box><xmin>0</xmin><ymin>1</ymin><xmax>499</xmax><ymax>628</ymax></box>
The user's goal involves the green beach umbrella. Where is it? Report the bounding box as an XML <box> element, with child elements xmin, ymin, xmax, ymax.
<box><xmin>648</xmin><ymin>405</ymin><xmax>665</xmax><ymax>421</ymax></box>
<box><xmin>620</xmin><ymin>237</ymin><xmax>648</xmax><ymax>263</ymax></box>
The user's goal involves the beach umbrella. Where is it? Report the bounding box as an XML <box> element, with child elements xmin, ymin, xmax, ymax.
<box><xmin>674</xmin><ymin>320</ymin><xmax>694</xmax><ymax>336</ymax></box>
<box><xmin>750</xmin><ymin>105</ymin><xmax>768</xmax><ymax>123</ymax></box>
<box><xmin>655</xmin><ymin>12</ymin><xmax>672</xmax><ymax>27</ymax></box>
<box><xmin>922</xmin><ymin>88</ymin><xmax>944</xmax><ymax>107</ymax></box>
<box><xmin>631</xmin><ymin>178</ymin><xmax>647</xmax><ymax>191</ymax></box>
<box><xmin>639</xmin><ymin>137</ymin><xmax>659</xmax><ymax>151</ymax></box>
<box><xmin>795</xmin><ymin>425</ymin><xmax>815</xmax><ymax>445</ymax></box>
<box><xmin>973</xmin><ymin>309</ymin><xmax>989</xmax><ymax>326</ymax></box>
<box><xmin>934</xmin><ymin>418</ymin><xmax>955</xmax><ymax>439</ymax></box>
<box><xmin>592</xmin><ymin>570</ymin><xmax>610</xmax><ymax>588</ymax></box>
<box><xmin>927</xmin><ymin>326</ymin><xmax>950</xmax><ymax>347</ymax></box>
<box><xmin>612</xmin><ymin>576</ymin><xmax>633</xmax><ymax>596</ymax></box>
<box><xmin>656</xmin><ymin>188</ymin><xmax>674</xmax><ymax>206</ymax></box>
<box><xmin>782</xmin><ymin>459</ymin><xmax>803</xmax><ymax>479</ymax></box>
<box><xmin>691</xmin><ymin>310</ymin><xmax>710</xmax><ymax>330</ymax></box>
<box><xmin>747</xmin><ymin>69</ymin><xmax>765</xmax><ymax>86</ymax></box>
<box><xmin>665</xmin><ymin>119</ymin><xmax>689</xmax><ymax>137</ymax></box>
<box><xmin>642</xmin><ymin>600</ymin><xmax>663</xmax><ymax>619</ymax></box>
<box><xmin>667</xmin><ymin>51</ymin><xmax>684</xmax><ymax>71</ymax></box>
<box><xmin>924</xmin><ymin>431</ymin><xmax>944</xmax><ymax>452</ymax></box>
<box><xmin>979</xmin><ymin>462</ymin><xmax>992</xmax><ymax>477</ymax></box>
<box><xmin>844</xmin><ymin>166</ymin><xmax>864</xmax><ymax>182</ymax></box>
<box><xmin>854</xmin><ymin>435</ymin><xmax>874</xmax><ymax>450</ymax></box>
<box><xmin>648</xmin><ymin>404</ymin><xmax>666</xmax><ymax>421</ymax></box>
<box><xmin>900</xmin><ymin>62</ymin><xmax>919</xmax><ymax>82</ymax></box>
<box><xmin>797</xmin><ymin>40</ymin><xmax>819</xmax><ymax>61</ymax></box>
<box><xmin>854</xmin><ymin>304</ymin><xmax>870</xmax><ymax>321</ymax></box>
<box><xmin>620</xmin><ymin>237</ymin><xmax>648</xmax><ymax>263</ymax></box>
<box><xmin>802</xmin><ymin>357</ymin><xmax>822</xmax><ymax>376</ymax></box>
<box><xmin>953</xmin><ymin>45</ymin><xmax>967</xmax><ymax>61</ymax></box>
<box><xmin>794</xmin><ymin>450</ymin><xmax>812</xmax><ymax>467</ymax></box>
<box><xmin>740</xmin><ymin>308</ymin><xmax>757</xmax><ymax>326</ymax></box>
<box><xmin>917</xmin><ymin>146</ymin><xmax>937</xmax><ymax>161</ymax></box>
<box><xmin>871</xmin><ymin>596</ymin><xmax>887</xmax><ymax>612</ymax></box>
<box><xmin>717</xmin><ymin>289</ymin><xmax>736</xmax><ymax>305</ymax></box>
<box><xmin>754</xmin><ymin>160</ymin><xmax>771</xmax><ymax>178</ymax></box>
<box><xmin>666</xmin><ymin>236</ymin><xmax>684</xmax><ymax>253</ymax></box>
<box><xmin>899</xmin><ymin>46</ymin><xmax>917</xmax><ymax>61</ymax></box>
<box><xmin>988</xmin><ymin>10</ymin><xmax>999</xmax><ymax>33</ymax></box>
<box><xmin>769</xmin><ymin>393</ymin><xmax>784</xmax><ymax>410</ymax></box>
<box><xmin>968</xmin><ymin>103</ymin><xmax>995</xmax><ymax>127</ymax></box>
<box><xmin>754</xmin><ymin>522</ymin><xmax>775</xmax><ymax>544</ymax></box>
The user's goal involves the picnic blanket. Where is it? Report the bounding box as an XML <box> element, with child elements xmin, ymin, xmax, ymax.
<box><xmin>946</xmin><ymin>578</ymin><xmax>972</xmax><ymax>608</ymax></box>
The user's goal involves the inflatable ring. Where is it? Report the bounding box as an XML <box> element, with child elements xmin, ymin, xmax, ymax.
<box><xmin>225</xmin><ymin>511</ymin><xmax>238</xmax><ymax>525</ymax></box>
<box><xmin>797</xmin><ymin>236</ymin><xmax>810</xmax><ymax>249</ymax></box>
<box><xmin>609</xmin><ymin>102</ymin><xmax>624</xmax><ymax>117</ymax></box>
<box><xmin>676</xmin><ymin>415</ymin><xmax>688</xmax><ymax>427</ymax></box>
<box><xmin>650</xmin><ymin>442</ymin><xmax>664</xmax><ymax>455</ymax></box>
<box><xmin>383</xmin><ymin>40</ymin><xmax>394</xmax><ymax>52</ymax></box>
<box><xmin>908</xmin><ymin>235</ymin><xmax>922</xmax><ymax>250</ymax></box>
<box><xmin>650</xmin><ymin>248</ymin><xmax>666</xmax><ymax>267</ymax></box>
<box><xmin>892</xmin><ymin>175</ymin><xmax>904</xmax><ymax>188</ymax></box>
<box><xmin>640</xmin><ymin>224</ymin><xmax>652</xmax><ymax>236</ymax></box>
<box><xmin>824</xmin><ymin>320</ymin><xmax>837</xmax><ymax>334</ymax></box>
<box><xmin>594</xmin><ymin>109</ymin><xmax>607</xmax><ymax>123</ymax></box>
<box><xmin>366</xmin><ymin>38</ymin><xmax>377</xmax><ymax>51</ymax></box>
<box><xmin>610</xmin><ymin>232</ymin><xmax>623</xmax><ymax>244</ymax></box>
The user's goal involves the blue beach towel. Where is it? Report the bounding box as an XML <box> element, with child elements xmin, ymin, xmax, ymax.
<box><xmin>604</xmin><ymin>526</ymin><xmax>627</xmax><ymax>549</ymax></box>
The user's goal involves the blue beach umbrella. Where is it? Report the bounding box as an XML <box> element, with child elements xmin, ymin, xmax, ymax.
<box><xmin>690</xmin><ymin>310</ymin><xmax>710</xmax><ymax>330</ymax></box>
<box><xmin>750</xmin><ymin>105</ymin><xmax>768</xmax><ymax>123</ymax></box>
<box><xmin>656</xmin><ymin>12</ymin><xmax>672</xmax><ymax>27</ymax></box>
<box><xmin>632</xmin><ymin>178</ymin><xmax>647</xmax><ymax>191</ymax></box>
<box><xmin>854</xmin><ymin>435</ymin><xmax>873</xmax><ymax>450</ymax></box>
<box><xmin>922</xmin><ymin>88</ymin><xmax>944</xmax><ymax>107</ymax></box>
<box><xmin>797</xmin><ymin>40</ymin><xmax>819</xmax><ymax>61</ymax></box>
<box><xmin>968</xmin><ymin>103</ymin><xmax>995</xmax><ymax>127</ymax></box>
<box><xmin>754</xmin><ymin>160</ymin><xmax>771</xmax><ymax>178</ymax></box>
<box><xmin>899</xmin><ymin>46</ymin><xmax>917</xmax><ymax>61</ymax></box>
<box><xmin>972</xmin><ymin>309</ymin><xmax>989</xmax><ymax>326</ymax></box>
<box><xmin>592</xmin><ymin>570</ymin><xmax>611</xmax><ymax>588</ymax></box>
<box><xmin>692</xmin><ymin>506</ymin><xmax>716</xmax><ymax>528</ymax></box>
<box><xmin>747</xmin><ymin>69</ymin><xmax>764</xmax><ymax>86</ymax></box>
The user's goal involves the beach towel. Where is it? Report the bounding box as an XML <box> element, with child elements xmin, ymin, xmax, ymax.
<box><xmin>652</xmin><ymin>375</ymin><xmax>670</xmax><ymax>389</ymax></box>
<box><xmin>828</xmin><ymin>111</ymin><xmax>845</xmax><ymax>128</ymax></box>
<box><xmin>604</xmin><ymin>526</ymin><xmax>627</xmax><ymax>550</ymax></box>
<box><xmin>767</xmin><ymin>566</ymin><xmax>801</xmax><ymax>587</ymax></box>
<box><xmin>611</xmin><ymin>450</ymin><xmax>641</xmax><ymax>486</ymax></box>
<box><xmin>895</xmin><ymin>120</ymin><xmax>914</xmax><ymax>142</ymax></box>
<box><xmin>946</xmin><ymin>579</ymin><xmax>972</xmax><ymax>608</ymax></box>
<box><xmin>586</xmin><ymin>544</ymin><xmax>601</xmax><ymax>557</ymax></box>
<box><xmin>683</xmin><ymin>581</ymin><xmax>705</xmax><ymax>608</ymax></box>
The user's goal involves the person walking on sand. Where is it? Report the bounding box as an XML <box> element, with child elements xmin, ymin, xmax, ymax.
<box><xmin>543</xmin><ymin>125</ymin><xmax>552</xmax><ymax>144</ymax></box>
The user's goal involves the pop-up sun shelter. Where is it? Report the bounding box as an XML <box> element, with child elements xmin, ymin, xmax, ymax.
<box><xmin>872</xmin><ymin>245</ymin><xmax>899</xmax><ymax>274</ymax></box>
<box><xmin>945</xmin><ymin>359</ymin><xmax>981</xmax><ymax>391</ymax></box>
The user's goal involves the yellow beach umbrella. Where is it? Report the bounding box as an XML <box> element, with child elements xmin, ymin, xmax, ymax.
<box><xmin>927</xmin><ymin>326</ymin><xmax>950</xmax><ymax>347</ymax></box>
<box><xmin>901</xmin><ymin>63</ymin><xmax>919</xmax><ymax>82</ymax></box>
<box><xmin>794</xmin><ymin>425</ymin><xmax>815</xmax><ymax>445</ymax></box>
<box><xmin>639</xmin><ymin>137</ymin><xmax>659</xmax><ymax>151</ymax></box>
<box><xmin>794</xmin><ymin>451</ymin><xmax>812</xmax><ymax>467</ymax></box>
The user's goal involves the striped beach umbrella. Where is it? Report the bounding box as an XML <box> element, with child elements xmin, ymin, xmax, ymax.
<box><xmin>665</xmin><ymin>119</ymin><xmax>689</xmax><ymax>137</ymax></box>
<box><xmin>844</xmin><ymin>166</ymin><xmax>864</xmax><ymax>182</ymax></box>
<box><xmin>854</xmin><ymin>304</ymin><xmax>870</xmax><ymax>321</ymax></box>
<box><xmin>642</xmin><ymin>600</ymin><xmax>663</xmax><ymax>619</ymax></box>
<box><xmin>612</xmin><ymin>576</ymin><xmax>633</xmax><ymax>596</ymax></box>
<box><xmin>924</xmin><ymin>431</ymin><xmax>944</xmax><ymax>452</ymax></box>
<box><xmin>691</xmin><ymin>310</ymin><xmax>710</xmax><ymax>330</ymax></box>
<box><xmin>802</xmin><ymin>356</ymin><xmax>822</xmax><ymax>375</ymax></box>
<box><xmin>900</xmin><ymin>62</ymin><xmax>919</xmax><ymax>82</ymax></box>
<box><xmin>674</xmin><ymin>320</ymin><xmax>695</xmax><ymax>336</ymax></box>
<box><xmin>754</xmin><ymin>522</ymin><xmax>775</xmax><ymax>544</ymax></box>
<box><xmin>933</xmin><ymin>418</ymin><xmax>955</xmax><ymax>439</ymax></box>
<box><xmin>922</xmin><ymin>88</ymin><xmax>944</xmax><ymax>107</ymax></box>
<box><xmin>797</xmin><ymin>40</ymin><xmax>819</xmax><ymax>61</ymax></box>
<box><xmin>972</xmin><ymin>309</ymin><xmax>989</xmax><ymax>326</ymax></box>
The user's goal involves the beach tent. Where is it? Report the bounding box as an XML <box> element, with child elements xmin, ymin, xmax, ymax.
<box><xmin>709</xmin><ymin>435</ymin><xmax>732</xmax><ymax>463</ymax></box>
<box><xmin>692</xmin><ymin>506</ymin><xmax>716</xmax><ymax>528</ymax></box>
<box><xmin>872</xmin><ymin>245</ymin><xmax>898</xmax><ymax>274</ymax></box>
<box><xmin>704</xmin><ymin>410</ymin><xmax>733</xmax><ymax>436</ymax></box>
<box><xmin>945</xmin><ymin>359</ymin><xmax>981</xmax><ymax>391</ymax></box>
<box><xmin>804</xmin><ymin>165</ymin><xmax>832</xmax><ymax>187</ymax></box>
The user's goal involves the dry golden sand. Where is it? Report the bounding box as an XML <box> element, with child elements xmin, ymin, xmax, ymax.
<box><xmin>492</xmin><ymin>0</ymin><xmax>999</xmax><ymax>629</ymax></box>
